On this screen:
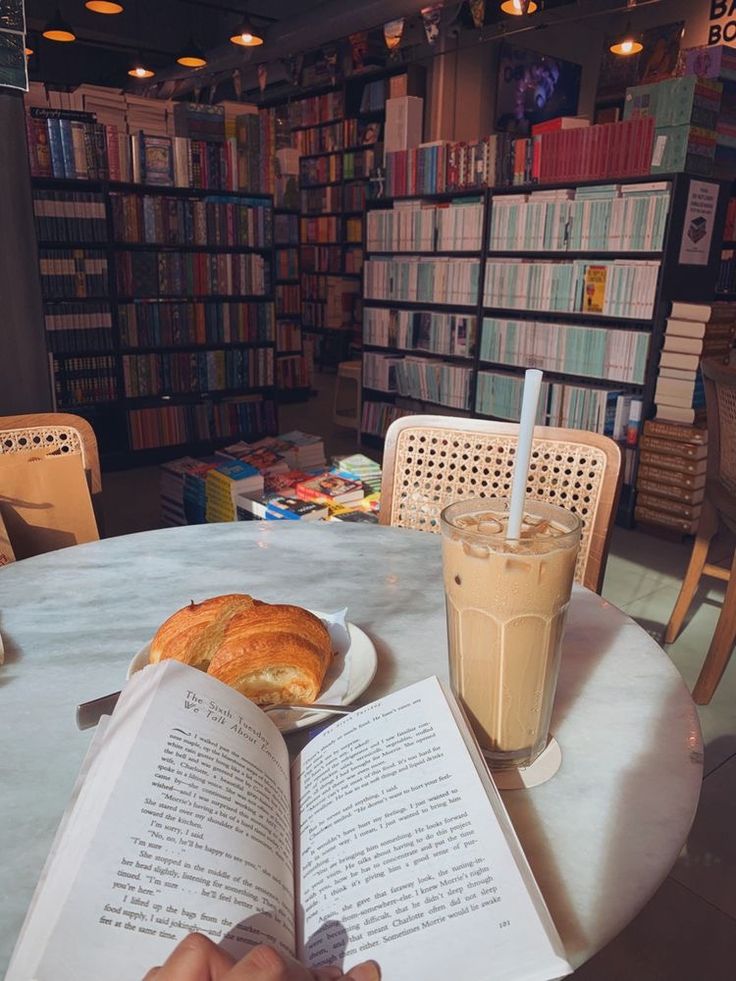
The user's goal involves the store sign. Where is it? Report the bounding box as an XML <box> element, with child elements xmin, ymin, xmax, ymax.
<box><xmin>708</xmin><ymin>0</ymin><xmax>736</xmax><ymax>44</ymax></box>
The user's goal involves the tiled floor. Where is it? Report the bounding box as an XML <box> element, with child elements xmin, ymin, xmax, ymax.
<box><xmin>102</xmin><ymin>373</ymin><xmax>736</xmax><ymax>979</ymax></box>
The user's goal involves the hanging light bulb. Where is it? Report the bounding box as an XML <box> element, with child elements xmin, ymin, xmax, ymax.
<box><xmin>42</xmin><ymin>7</ymin><xmax>76</xmax><ymax>42</ymax></box>
<box><xmin>85</xmin><ymin>1</ymin><xmax>124</xmax><ymax>13</ymax></box>
<box><xmin>25</xmin><ymin>36</ymin><xmax>34</xmax><ymax>56</ymax></box>
<box><xmin>500</xmin><ymin>0</ymin><xmax>538</xmax><ymax>15</ymax></box>
<box><xmin>230</xmin><ymin>14</ymin><xmax>264</xmax><ymax>46</ymax></box>
<box><xmin>610</xmin><ymin>22</ymin><xmax>643</xmax><ymax>55</ymax></box>
<box><xmin>128</xmin><ymin>54</ymin><xmax>154</xmax><ymax>78</ymax></box>
<box><xmin>177</xmin><ymin>37</ymin><xmax>207</xmax><ymax>68</ymax></box>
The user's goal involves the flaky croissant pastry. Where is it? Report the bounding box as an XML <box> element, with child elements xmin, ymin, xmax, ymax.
<box><xmin>149</xmin><ymin>594</ymin><xmax>332</xmax><ymax>705</ymax></box>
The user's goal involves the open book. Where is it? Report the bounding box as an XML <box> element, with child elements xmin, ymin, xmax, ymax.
<box><xmin>7</xmin><ymin>663</ymin><xmax>571</xmax><ymax>981</ymax></box>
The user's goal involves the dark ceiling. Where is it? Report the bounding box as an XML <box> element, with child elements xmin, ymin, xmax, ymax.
<box><xmin>24</xmin><ymin>0</ymin><xmax>604</xmax><ymax>96</ymax></box>
<box><xmin>25</xmin><ymin>0</ymin><xmax>330</xmax><ymax>88</ymax></box>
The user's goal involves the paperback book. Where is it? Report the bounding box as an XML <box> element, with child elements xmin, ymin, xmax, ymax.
<box><xmin>6</xmin><ymin>664</ymin><xmax>571</xmax><ymax>981</ymax></box>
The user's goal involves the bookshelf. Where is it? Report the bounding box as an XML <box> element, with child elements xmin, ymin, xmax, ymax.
<box><xmin>361</xmin><ymin>174</ymin><xmax>729</xmax><ymax>525</ymax></box>
<box><xmin>274</xmin><ymin>206</ymin><xmax>311</xmax><ymax>401</ymax></box>
<box><xmin>31</xmin><ymin>174</ymin><xmax>278</xmax><ymax>465</ymax></box>
<box><xmin>257</xmin><ymin>66</ymin><xmax>425</xmax><ymax>370</ymax></box>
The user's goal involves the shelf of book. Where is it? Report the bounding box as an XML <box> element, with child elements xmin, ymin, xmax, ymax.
<box><xmin>30</xmin><ymin>167</ymin><xmax>280</xmax><ymax>463</ymax></box>
<box><xmin>274</xmin><ymin>206</ymin><xmax>310</xmax><ymax>400</ymax></box>
<box><xmin>277</xmin><ymin>71</ymin><xmax>426</xmax><ymax>369</ymax></box>
<box><xmin>361</xmin><ymin>174</ymin><xmax>729</xmax><ymax>526</ymax></box>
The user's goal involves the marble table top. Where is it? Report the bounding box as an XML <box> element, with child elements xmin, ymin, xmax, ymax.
<box><xmin>0</xmin><ymin>521</ymin><xmax>703</xmax><ymax>972</ymax></box>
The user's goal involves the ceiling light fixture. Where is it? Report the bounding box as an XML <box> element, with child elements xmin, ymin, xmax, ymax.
<box><xmin>230</xmin><ymin>14</ymin><xmax>264</xmax><ymax>46</ymax></box>
<box><xmin>500</xmin><ymin>0</ymin><xmax>538</xmax><ymax>15</ymax></box>
<box><xmin>177</xmin><ymin>36</ymin><xmax>207</xmax><ymax>68</ymax></box>
<box><xmin>42</xmin><ymin>7</ymin><xmax>76</xmax><ymax>42</ymax></box>
<box><xmin>128</xmin><ymin>55</ymin><xmax>154</xmax><ymax>78</ymax></box>
<box><xmin>85</xmin><ymin>1</ymin><xmax>124</xmax><ymax>13</ymax></box>
<box><xmin>610</xmin><ymin>22</ymin><xmax>643</xmax><ymax>56</ymax></box>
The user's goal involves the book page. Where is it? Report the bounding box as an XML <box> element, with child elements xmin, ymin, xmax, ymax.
<box><xmin>293</xmin><ymin>677</ymin><xmax>570</xmax><ymax>981</ymax></box>
<box><xmin>8</xmin><ymin>662</ymin><xmax>295</xmax><ymax>981</ymax></box>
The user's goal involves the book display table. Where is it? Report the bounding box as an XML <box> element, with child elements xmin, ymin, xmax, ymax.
<box><xmin>0</xmin><ymin>522</ymin><xmax>701</xmax><ymax>972</ymax></box>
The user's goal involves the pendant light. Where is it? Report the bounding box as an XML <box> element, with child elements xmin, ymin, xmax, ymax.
<box><xmin>128</xmin><ymin>56</ymin><xmax>155</xmax><ymax>79</ymax></box>
<box><xmin>500</xmin><ymin>0</ymin><xmax>538</xmax><ymax>15</ymax></box>
<box><xmin>42</xmin><ymin>7</ymin><xmax>76</xmax><ymax>42</ymax></box>
<box><xmin>610</xmin><ymin>24</ymin><xmax>643</xmax><ymax>56</ymax></box>
<box><xmin>177</xmin><ymin>37</ymin><xmax>207</xmax><ymax>68</ymax></box>
<box><xmin>24</xmin><ymin>34</ymin><xmax>35</xmax><ymax>56</ymax></box>
<box><xmin>85</xmin><ymin>1</ymin><xmax>124</xmax><ymax>13</ymax></box>
<box><xmin>230</xmin><ymin>14</ymin><xmax>264</xmax><ymax>46</ymax></box>
<box><xmin>127</xmin><ymin>1</ymin><xmax>154</xmax><ymax>78</ymax></box>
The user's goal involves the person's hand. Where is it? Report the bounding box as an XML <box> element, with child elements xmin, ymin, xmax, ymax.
<box><xmin>143</xmin><ymin>933</ymin><xmax>380</xmax><ymax>981</ymax></box>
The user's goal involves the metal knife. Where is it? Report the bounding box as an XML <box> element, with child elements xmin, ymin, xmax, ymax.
<box><xmin>76</xmin><ymin>693</ymin><xmax>356</xmax><ymax>731</ymax></box>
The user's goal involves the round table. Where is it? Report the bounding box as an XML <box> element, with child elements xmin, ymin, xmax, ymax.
<box><xmin>0</xmin><ymin>522</ymin><xmax>703</xmax><ymax>972</ymax></box>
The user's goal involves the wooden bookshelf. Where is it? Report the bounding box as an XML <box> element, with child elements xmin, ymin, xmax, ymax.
<box><xmin>31</xmin><ymin>175</ymin><xmax>279</xmax><ymax>464</ymax></box>
<box><xmin>258</xmin><ymin>66</ymin><xmax>425</xmax><ymax>370</ymax></box>
<box><xmin>361</xmin><ymin>174</ymin><xmax>729</xmax><ymax>525</ymax></box>
<box><xmin>274</xmin><ymin>206</ymin><xmax>310</xmax><ymax>401</ymax></box>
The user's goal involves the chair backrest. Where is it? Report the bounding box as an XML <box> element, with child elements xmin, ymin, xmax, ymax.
<box><xmin>0</xmin><ymin>413</ymin><xmax>102</xmax><ymax>532</ymax></box>
<box><xmin>702</xmin><ymin>357</ymin><xmax>736</xmax><ymax>498</ymax></box>
<box><xmin>380</xmin><ymin>415</ymin><xmax>622</xmax><ymax>593</ymax></box>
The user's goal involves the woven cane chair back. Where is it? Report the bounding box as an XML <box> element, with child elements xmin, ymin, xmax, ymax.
<box><xmin>380</xmin><ymin>415</ymin><xmax>622</xmax><ymax>593</ymax></box>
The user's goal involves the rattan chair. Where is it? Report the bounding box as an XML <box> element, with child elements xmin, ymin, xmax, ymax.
<box><xmin>0</xmin><ymin>413</ymin><xmax>102</xmax><ymax>537</ymax></box>
<box><xmin>664</xmin><ymin>358</ymin><xmax>736</xmax><ymax>703</ymax></box>
<box><xmin>380</xmin><ymin>415</ymin><xmax>622</xmax><ymax>594</ymax></box>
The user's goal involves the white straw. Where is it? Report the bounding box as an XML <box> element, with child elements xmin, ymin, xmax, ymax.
<box><xmin>506</xmin><ymin>369</ymin><xmax>543</xmax><ymax>540</ymax></box>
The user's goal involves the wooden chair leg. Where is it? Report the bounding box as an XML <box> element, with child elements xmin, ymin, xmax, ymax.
<box><xmin>692</xmin><ymin>546</ymin><xmax>736</xmax><ymax>704</ymax></box>
<box><xmin>663</xmin><ymin>498</ymin><xmax>719</xmax><ymax>644</ymax></box>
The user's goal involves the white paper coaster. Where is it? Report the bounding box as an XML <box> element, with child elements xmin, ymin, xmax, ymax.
<box><xmin>488</xmin><ymin>736</ymin><xmax>562</xmax><ymax>790</ymax></box>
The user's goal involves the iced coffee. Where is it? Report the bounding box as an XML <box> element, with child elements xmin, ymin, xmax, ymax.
<box><xmin>441</xmin><ymin>498</ymin><xmax>580</xmax><ymax>770</ymax></box>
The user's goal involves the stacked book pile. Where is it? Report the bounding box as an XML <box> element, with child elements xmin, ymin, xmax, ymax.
<box><xmin>653</xmin><ymin>301</ymin><xmax>736</xmax><ymax>424</ymax></box>
<box><xmin>161</xmin><ymin>433</ymin><xmax>385</xmax><ymax>526</ymax></box>
<box><xmin>333</xmin><ymin>454</ymin><xmax>383</xmax><ymax>495</ymax></box>
<box><xmin>205</xmin><ymin>460</ymin><xmax>263</xmax><ymax>522</ymax></box>
<box><xmin>624</xmin><ymin>75</ymin><xmax>722</xmax><ymax>177</ymax></box>
<box><xmin>160</xmin><ymin>456</ymin><xmax>201</xmax><ymax>526</ymax></box>
<box><xmin>684</xmin><ymin>44</ymin><xmax>736</xmax><ymax>179</ymax></box>
<box><xmin>635</xmin><ymin>421</ymin><xmax>708</xmax><ymax>535</ymax></box>
<box><xmin>182</xmin><ymin>457</ymin><xmax>221</xmax><ymax>524</ymax></box>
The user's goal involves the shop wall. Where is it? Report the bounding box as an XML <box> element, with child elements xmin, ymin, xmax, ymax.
<box><xmin>422</xmin><ymin>0</ymin><xmax>721</xmax><ymax>144</ymax></box>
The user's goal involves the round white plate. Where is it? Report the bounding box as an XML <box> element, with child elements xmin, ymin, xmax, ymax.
<box><xmin>127</xmin><ymin>618</ymin><xmax>377</xmax><ymax>734</ymax></box>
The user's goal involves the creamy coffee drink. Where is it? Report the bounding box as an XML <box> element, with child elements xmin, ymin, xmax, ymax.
<box><xmin>441</xmin><ymin>498</ymin><xmax>580</xmax><ymax>770</ymax></box>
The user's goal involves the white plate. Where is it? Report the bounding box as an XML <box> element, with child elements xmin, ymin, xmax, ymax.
<box><xmin>127</xmin><ymin>616</ymin><xmax>377</xmax><ymax>734</ymax></box>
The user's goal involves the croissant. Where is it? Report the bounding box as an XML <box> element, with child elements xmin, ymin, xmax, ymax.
<box><xmin>149</xmin><ymin>594</ymin><xmax>332</xmax><ymax>705</ymax></box>
<box><xmin>208</xmin><ymin>604</ymin><xmax>331</xmax><ymax>705</ymax></box>
<box><xmin>149</xmin><ymin>594</ymin><xmax>257</xmax><ymax>671</ymax></box>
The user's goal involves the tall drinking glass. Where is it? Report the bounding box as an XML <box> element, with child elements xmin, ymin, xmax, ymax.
<box><xmin>441</xmin><ymin>498</ymin><xmax>581</xmax><ymax>770</ymax></box>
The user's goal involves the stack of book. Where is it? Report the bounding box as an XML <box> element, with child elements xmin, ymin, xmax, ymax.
<box><xmin>160</xmin><ymin>456</ymin><xmax>206</xmax><ymax>526</ymax></box>
<box><xmin>653</xmin><ymin>301</ymin><xmax>736</xmax><ymax>424</ymax></box>
<box><xmin>332</xmin><ymin>453</ymin><xmax>383</xmax><ymax>494</ymax></box>
<box><xmin>182</xmin><ymin>457</ymin><xmax>221</xmax><ymax>524</ymax></box>
<box><xmin>205</xmin><ymin>460</ymin><xmax>264</xmax><ymax>522</ymax></box>
<box><xmin>684</xmin><ymin>44</ymin><xmax>736</xmax><ymax>179</ymax></box>
<box><xmin>624</xmin><ymin>75</ymin><xmax>722</xmax><ymax>177</ymax></box>
<box><xmin>635</xmin><ymin>420</ymin><xmax>708</xmax><ymax>535</ymax></box>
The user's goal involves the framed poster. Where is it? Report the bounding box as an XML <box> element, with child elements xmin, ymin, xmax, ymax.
<box><xmin>495</xmin><ymin>44</ymin><xmax>581</xmax><ymax>136</ymax></box>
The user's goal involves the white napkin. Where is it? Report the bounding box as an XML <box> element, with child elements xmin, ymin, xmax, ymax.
<box><xmin>317</xmin><ymin>608</ymin><xmax>351</xmax><ymax>703</ymax></box>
